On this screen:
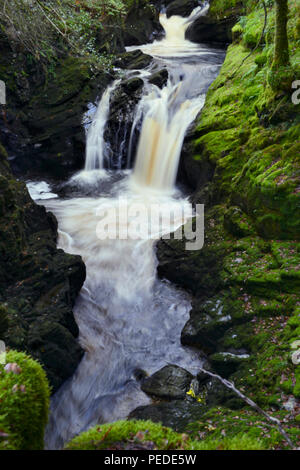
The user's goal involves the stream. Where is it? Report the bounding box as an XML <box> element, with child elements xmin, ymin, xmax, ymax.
<box><xmin>27</xmin><ymin>6</ymin><xmax>225</xmax><ymax>450</ymax></box>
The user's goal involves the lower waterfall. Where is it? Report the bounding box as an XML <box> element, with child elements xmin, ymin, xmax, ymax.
<box><xmin>33</xmin><ymin>6</ymin><xmax>226</xmax><ymax>449</ymax></box>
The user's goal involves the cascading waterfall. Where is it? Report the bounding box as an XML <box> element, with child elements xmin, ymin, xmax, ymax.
<box><xmin>131</xmin><ymin>82</ymin><xmax>205</xmax><ymax>190</ymax></box>
<box><xmin>36</xmin><ymin>5</ymin><xmax>225</xmax><ymax>450</ymax></box>
<box><xmin>85</xmin><ymin>80</ymin><xmax>121</xmax><ymax>171</ymax></box>
<box><xmin>127</xmin><ymin>8</ymin><xmax>223</xmax><ymax>191</ymax></box>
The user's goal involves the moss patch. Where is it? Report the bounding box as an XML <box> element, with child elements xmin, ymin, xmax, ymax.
<box><xmin>0</xmin><ymin>350</ymin><xmax>50</xmax><ymax>450</ymax></box>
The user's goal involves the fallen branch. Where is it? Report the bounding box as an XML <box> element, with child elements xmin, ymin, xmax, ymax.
<box><xmin>198</xmin><ymin>366</ymin><xmax>296</xmax><ymax>449</ymax></box>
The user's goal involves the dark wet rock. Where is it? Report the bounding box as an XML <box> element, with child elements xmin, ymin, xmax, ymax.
<box><xmin>105</xmin><ymin>77</ymin><xmax>145</xmax><ymax>169</ymax></box>
<box><xmin>185</xmin><ymin>0</ymin><xmax>243</xmax><ymax>45</ymax></box>
<box><xmin>122</xmin><ymin>0</ymin><xmax>163</xmax><ymax>46</ymax></box>
<box><xmin>148</xmin><ymin>68</ymin><xmax>169</xmax><ymax>88</ymax></box>
<box><xmin>130</xmin><ymin>400</ymin><xmax>207</xmax><ymax>432</ymax></box>
<box><xmin>166</xmin><ymin>0</ymin><xmax>199</xmax><ymax>18</ymax></box>
<box><xmin>156</xmin><ymin>229</ymin><xmax>227</xmax><ymax>298</ymax></box>
<box><xmin>94</xmin><ymin>1</ymin><xmax>163</xmax><ymax>53</ymax></box>
<box><xmin>181</xmin><ymin>297</ymin><xmax>233</xmax><ymax>353</ymax></box>
<box><xmin>186</xmin><ymin>15</ymin><xmax>237</xmax><ymax>44</ymax></box>
<box><xmin>0</xmin><ymin>145</ymin><xmax>85</xmax><ymax>391</ymax></box>
<box><xmin>1</xmin><ymin>56</ymin><xmax>113</xmax><ymax>180</ymax></box>
<box><xmin>122</xmin><ymin>77</ymin><xmax>144</xmax><ymax>94</ymax></box>
<box><xmin>141</xmin><ymin>365</ymin><xmax>193</xmax><ymax>399</ymax></box>
<box><xmin>177</xmin><ymin>132</ymin><xmax>216</xmax><ymax>191</ymax></box>
<box><xmin>113</xmin><ymin>50</ymin><xmax>153</xmax><ymax>70</ymax></box>
<box><xmin>203</xmin><ymin>377</ymin><xmax>244</xmax><ymax>409</ymax></box>
<box><xmin>209</xmin><ymin>351</ymin><xmax>250</xmax><ymax>378</ymax></box>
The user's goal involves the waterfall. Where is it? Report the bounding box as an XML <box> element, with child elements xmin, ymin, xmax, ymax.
<box><xmin>131</xmin><ymin>82</ymin><xmax>205</xmax><ymax>191</ymax></box>
<box><xmin>39</xmin><ymin>5</ymin><xmax>225</xmax><ymax>450</ymax></box>
<box><xmin>83</xmin><ymin>5</ymin><xmax>222</xmax><ymax>193</ymax></box>
<box><xmin>85</xmin><ymin>80</ymin><xmax>121</xmax><ymax>171</ymax></box>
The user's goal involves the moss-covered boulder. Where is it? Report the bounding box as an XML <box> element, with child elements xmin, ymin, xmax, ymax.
<box><xmin>0</xmin><ymin>350</ymin><xmax>50</xmax><ymax>450</ymax></box>
<box><xmin>65</xmin><ymin>419</ymin><xmax>194</xmax><ymax>450</ymax></box>
<box><xmin>65</xmin><ymin>418</ymin><xmax>265</xmax><ymax>450</ymax></box>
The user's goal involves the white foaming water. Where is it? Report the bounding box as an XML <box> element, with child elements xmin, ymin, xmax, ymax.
<box><xmin>127</xmin><ymin>7</ymin><xmax>223</xmax><ymax>191</ymax></box>
<box><xmin>85</xmin><ymin>80</ymin><xmax>121</xmax><ymax>171</ymax></box>
<box><xmin>41</xmin><ymin>5</ymin><xmax>225</xmax><ymax>449</ymax></box>
<box><xmin>42</xmin><ymin>182</ymin><xmax>200</xmax><ymax>449</ymax></box>
<box><xmin>131</xmin><ymin>83</ymin><xmax>205</xmax><ymax>191</ymax></box>
<box><xmin>27</xmin><ymin>181</ymin><xmax>58</xmax><ymax>200</ymax></box>
<box><xmin>127</xmin><ymin>6</ymin><xmax>210</xmax><ymax>58</ymax></box>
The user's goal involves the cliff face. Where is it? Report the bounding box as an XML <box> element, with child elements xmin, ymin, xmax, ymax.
<box><xmin>0</xmin><ymin>143</ymin><xmax>86</xmax><ymax>391</ymax></box>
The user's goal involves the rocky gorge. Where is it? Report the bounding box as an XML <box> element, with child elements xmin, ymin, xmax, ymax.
<box><xmin>0</xmin><ymin>0</ymin><xmax>299</xmax><ymax>451</ymax></box>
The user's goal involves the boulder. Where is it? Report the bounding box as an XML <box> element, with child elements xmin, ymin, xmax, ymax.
<box><xmin>130</xmin><ymin>399</ymin><xmax>207</xmax><ymax>431</ymax></box>
<box><xmin>113</xmin><ymin>50</ymin><xmax>153</xmax><ymax>70</ymax></box>
<box><xmin>209</xmin><ymin>351</ymin><xmax>250</xmax><ymax>378</ymax></box>
<box><xmin>149</xmin><ymin>68</ymin><xmax>169</xmax><ymax>88</ymax></box>
<box><xmin>141</xmin><ymin>364</ymin><xmax>193</xmax><ymax>399</ymax></box>
<box><xmin>181</xmin><ymin>297</ymin><xmax>233</xmax><ymax>353</ymax></box>
<box><xmin>186</xmin><ymin>15</ymin><xmax>237</xmax><ymax>44</ymax></box>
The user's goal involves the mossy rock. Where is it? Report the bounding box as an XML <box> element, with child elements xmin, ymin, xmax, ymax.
<box><xmin>0</xmin><ymin>350</ymin><xmax>50</xmax><ymax>450</ymax></box>
<box><xmin>65</xmin><ymin>418</ymin><xmax>265</xmax><ymax>450</ymax></box>
<box><xmin>187</xmin><ymin>406</ymin><xmax>299</xmax><ymax>450</ymax></box>
<box><xmin>232</xmin><ymin>24</ymin><xmax>243</xmax><ymax>43</ymax></box>
<box><xmin>65</xmin><ymin>420</ymin><xmax>194</xmax><ymax>450</ymax></box>
<box><xmin>141</xmin><ymin>365</ymin><xmax>193</xmax><ymax>400</ymax></box>
<box><xmin>268</xmin><ymin>66</ymin><xmax>296</xmax><ymax>93</ymax></box>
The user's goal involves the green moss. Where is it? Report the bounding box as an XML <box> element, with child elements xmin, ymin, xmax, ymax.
<box><xmin>268</xmin><ymin>65</ymin><xmax>296</xmax><ymax>92</ymax></box>
<box><xmin>0</xmin><ymin>350</ymin><xmax>50</xmax><ymax>450</ymax></box>
<box><xmin>255</xmin><ymin>52</ymin><xmax>268</xmax><ymax>67</ymax></box>
<box><xmin>192</xmin><ymin>433</ymin><xmax>266</xmax><ymax>450</ymax></box>
<box><xmin>232</xmin><ymin>24</ymin><xmax>243</xmax><ymax>43</ymax></box>
<box><xmin>209</xmin><ymin>0</ymin><xmax>244</xmax><ymax>19</ymax></box>
<box><xmin>65</xmin><ymin>420</ymin><xmax>193</xmax><ymax>450</ymax></box>
<box><xmin>187</xmin><ymin>407</ymin><xmax>299</xmax><ymax>450</ymax></box>
<box><xmin>65</xmin><ymin>418</ymin><xmax>268</xmax><ymax>451</ymax></box>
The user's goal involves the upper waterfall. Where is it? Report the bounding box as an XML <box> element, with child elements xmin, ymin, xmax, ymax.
<box><xmin>128</xmin><ymin>6</ymin><xmax>218</xmax><ymax>192</ymax></box>
<box><xmin>82</xmin><ymin>4</ymin><xmax>222</xmax><ymax>193</ymax></box>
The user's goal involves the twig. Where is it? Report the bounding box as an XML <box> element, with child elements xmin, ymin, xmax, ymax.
<box><xmin>228</xmin><ymin>0</ymin><xmax>268</xmax><ymax>80</ymax></box>
<box><xmin>198</xmin><ymin>367</ymin><xmax>296</xmax><ymax>449</ymax></box>
<box><xmin>35</xmin><ymin>0</ymin><xmax>77</xmax><ymax>52</ymax></box>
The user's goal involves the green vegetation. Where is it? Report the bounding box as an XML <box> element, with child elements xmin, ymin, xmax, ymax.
<box><xmin>0</xmin><ymin>350</ymin><xmax>50</xmax><ymax>450</ymax></box>
<box><xmin>65</xmin><ymin>419</ymin><xmax>265</xmax><ymax>450</ymax></box>
<box><xmin>156</xmin><ymin>0</ymin><xmax>299</xmax><ymax>451</ymax></box>
<box><xmin>193</xmin><ymin>0</ymin><xmax>300</xmax><ymax>239</ymax></box>
<box><xmin>187</xmin><ymin>407</ymin><xmax>299</xmax><ymax>450</ymax></box>
<box><xmin>0</xmin><ymin>0</ymin><xmax>137</xmax><ymax>68</ymax></box>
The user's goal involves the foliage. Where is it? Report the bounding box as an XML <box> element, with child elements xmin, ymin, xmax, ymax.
<box><xmin>0</xmin><ymin>350</ymin><xmax>50</xmax><ymax>450</ymax></box>
<box><xmin>65</xmin><ymin>419</ymin><xmax>265</xmax><ymax>450</ymax></box>
<box><xmin>0</xmin><ymin>0</ymin><xmax>136</xmax><ymax>69</ymax></box>
<box><xmin>187</xmin><ymin>407</ymin><xmax>300</xmax><ymax>449</ymax></box>
<box><xmin>65</xmin><ymin>420</ymin><xmax>194</xmax><ymax>450</ymax></box>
